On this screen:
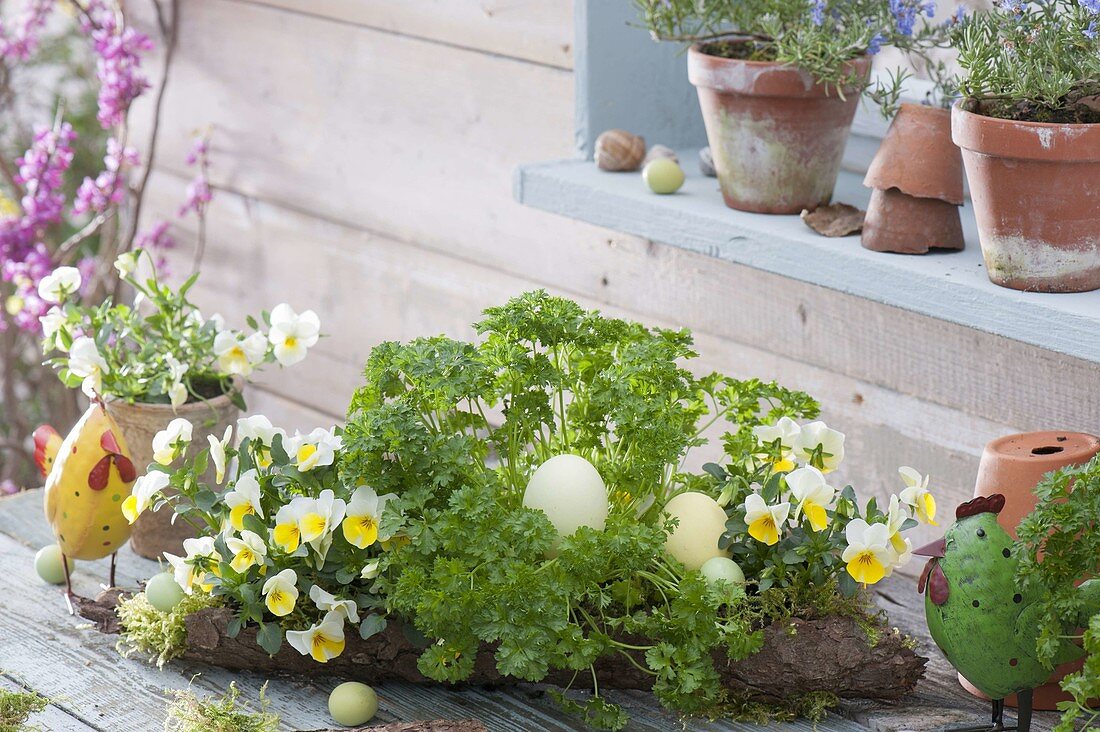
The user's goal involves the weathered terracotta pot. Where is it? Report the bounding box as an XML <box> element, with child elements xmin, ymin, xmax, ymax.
<box><xmin>862</xmin><ymin>104</ymin><xmax>965</xmax><ymax>253</ymax></box>
<box><xmin>952</xmin><ymin>105</ymin><xmax>1100</xmax><ymax>292</ymax></box>
<box><xmin>961</xmin><ymin>430</ymin><xmax>1100</xmax><ymax>710</ymax></box>
<box><xmin>106</xmin><ymin>388</ymin><xmax>241</xmax><ymax>559</ymax></box>
<box><xmin>688</xmin><ymin>47</ymin><xmax>871</xmax><ymax>214</ymax></box>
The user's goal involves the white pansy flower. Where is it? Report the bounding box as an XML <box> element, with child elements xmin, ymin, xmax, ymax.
<box><xmin>743</xmin><ymin>493</ymin><xmax>790</xmax><ymax>547</ymax></box>
<box><xmin>237</xmin><ymin>414</ymin><xmax>287</xmax><ymax>467</ymax></box>
<box><xmin>898</xmin><ymin>466</ymin><xmax>937</xmax><ymax>526</ymax></box>
<box><xmin>40</xmin><ymin>307</ymin><xmax>68</xmax><ymax>349</ymax></box>
<box><xmin>285</xmin><ymin>427</ymin><xmax>342</xmax><ymax>472</ymax></box>
<box><xmin>68</xmin><ymin>336</ymin><xmax>108</xmax><ymax>398</ymax></box>
<box><xmin>165</xmin><ymin>353</ymin><xmax>189</xmax><ymax>408</ymax></box>
<box><xmin>841</xmin><ymin>519</ymin><xmax>892</xmax><ymax>586</ymax></box>
<box><xmin>114</xmin><ymin>251</ymin><xmax>139</xmax><ymax>278</ymax></box>
<box><xmin>38</xmin><ymin>266</ymin><xmax>81</xmax><ymax>304</ymax></box>
<box><xmin>164</xmin><ymin>536</ymin><xmax>219</xmax><ymax>594</ymax></box>
<box><xmin>309</xmin><ymin>585</ymin><xmax>359</xmax><ymax>624</ymax></box>
<box><xmin>285</xmin><ymin>610</ymin><xmax>346</xmax><ymax>663</ymax></box>
<box><xmin>268</xmin><ymin>303</ymin><xmax>320</xmax><ymax>366</ymax></box>
<box><xmin>262</xmin><ymin>568</ymin><xmax>299</xmax><ymax>617</ymax></box>
<box><xmin>207</xmin><ymin>426</ymin><xmax>232</xmax><ymax>484</ymax></box>
<box><xmin>785</xmin><ymin>466</ymin><xmax>835</xmax><ymax>532</ymax></box>
<box><xmin>226</xmin><ymin>530</ymin><xmax>267</xmax><ymax>573</ymax></box>
<box><xmin>225</xmin><ymin>468</ymin><xmax>264</xmax><ymax>531</ymax></box>
<box><xmin>792</xmin><ymin>421</ymin><xmax>846</xmax><ymax>473</ymax></box>
<box><xmin>360</xmin><ymin>560</ymin><xmax>380</xmax><ymax>580</ymax></box>
<box><xmin>752</xmin><ymin>416</ymin><xmax>801</xmax><ymax>471</ymax></box>
<box><xmin>121</xmin><ymin>471</ymin><xmax>169</xmax><ymax>524</ymax></box>
<box><xmin>214</xmin><ymin>330</ymin><xmax>268</xmax><ymax>377</ymax></box>
<box><xmin>152</xmin><ymin>417</ymin><xmax>193</xmax><ymax>465</ymax></box>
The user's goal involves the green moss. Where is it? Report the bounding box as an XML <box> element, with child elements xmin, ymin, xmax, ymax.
<box><xmin>719</xmin><ymin>690</ymin><xmax>839</xmax><ymax>724</ymax></box>
<box><xmin>0</xmin><ymin>688</ymin><xmax>48</xmax><ymax>732</ymax></box>
<box><xmin>116</xmin><ymin>591</ymin><xmax>222</xmax><ymax>668</ymax></box>
<box><xmin>164</xmin><ymin>683</ymin><xmax>279</xmax><ymax>732</ymax></box>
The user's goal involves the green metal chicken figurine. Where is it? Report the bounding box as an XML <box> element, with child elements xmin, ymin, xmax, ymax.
<box><xmin>915</xmin><ymin>493</ymin><xmax>1100</xmax><ymax>731</ymax></box>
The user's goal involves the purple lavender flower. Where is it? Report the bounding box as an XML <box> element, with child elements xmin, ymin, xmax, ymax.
<box><xmin>0</xmin><ymin>0</ymin><xmax>54</xmax><ymax>61</ymax></box>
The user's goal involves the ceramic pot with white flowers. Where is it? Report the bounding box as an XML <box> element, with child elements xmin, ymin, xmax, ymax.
<box><xmin>107</xmin><ymin>388</ymin><xmax>242</xmax><ymax>559</ymax></box>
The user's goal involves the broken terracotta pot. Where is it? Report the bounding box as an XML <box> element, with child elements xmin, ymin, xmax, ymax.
<box><xmin>688</xmin><ymin>46</ymin><xmax>870</xmax><ymax>215</ymax></box>
<box><xmin>952</xmin><ymin>104</ymin><xmax>1100</xmax><ymax>292</ymax></box>
<box><xmin>961</xmin><ymin>430</ymin><xmax>1100</xmax><ymax>711</ymax></box>
<box><xmin>862</xmin><ymin>104</ymin><xmax>964</xmax><ymax>254</ymax></box>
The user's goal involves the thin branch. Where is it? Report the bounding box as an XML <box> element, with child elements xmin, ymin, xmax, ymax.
<box><xmin>125</xmin><ymin>0</ymin><xmax>178</xmax><ymax>251</ymax></box>
<box><xmin>57</xmin><ymin>209</ymin><xmax>116</xmax><ymax>261</ymax></box>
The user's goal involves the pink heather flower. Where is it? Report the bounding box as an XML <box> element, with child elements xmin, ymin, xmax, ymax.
<box><xmin>80</xmin><ymin>2</ymin><xmax>154</xmax><ymax>129</ymax></box>
<box><xmin>185</xmin><ymin>136</ymin><xmax>209</xmax><ymax>166</ymax></box>
<box><xmin>0</xmin><ymin>0</ymin><xmax>54</xmax><ymax>61</ymax></box>
<box><xmin>0</xmin><ymin>480</ymin><xmax>20</xmax><ymax>496</ymax></box>
<box><xmin>135</xmin><ymin>220</ymin><xmax>177</xmax><ymax>276</ymax></box>
<box><xmin>178</xmin><ymin>177</ymin><xmax>212</xmax><ymax>217</ymax></box>
<box><xmin>73</xmin><ymin>137</ymin><xmax>140</xmax><ymax>215</ymax></box>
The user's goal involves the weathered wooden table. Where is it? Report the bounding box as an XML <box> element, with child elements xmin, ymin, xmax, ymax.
<box><xmin>0</xmin><ymin>490</ymin><xmax>1061</xmax><ymax>731</ymax></box>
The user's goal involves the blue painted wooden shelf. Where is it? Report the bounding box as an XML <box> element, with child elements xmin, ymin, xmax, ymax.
<box><xmin>514</xmin><ymin>153</ymin><xmax>1100</xmax><ymax>364</ymax></box>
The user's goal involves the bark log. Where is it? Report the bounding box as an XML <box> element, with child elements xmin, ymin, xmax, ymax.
<box><xmin>74</xmin><ymin>592</ymin><xmax>925</xmax><ymax>702</ymax></box>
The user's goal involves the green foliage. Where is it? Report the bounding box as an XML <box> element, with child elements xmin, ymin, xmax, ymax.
<box><xmin>953</xmin><ymin>2</ymin><xmax>1100</xmax><ymax>122</ymax></box>
<box><xmin>163</xmin><ymin>683</ymin><xmax>279</xmax><ymax>732</ymax></box>
<box><xmin>116</xmin><ymin>591</ymin><xmax>223</xmax><ymax>667</ymax></box>
<box><xmin>1015</xmin><ymin>457</ymin><xmax>1100</xmax><ymax>730</ymax></box>
<box><xmin>0</xmin><ymin>688</ymin><xmax>48</xmax><ymax>732</ymax></box>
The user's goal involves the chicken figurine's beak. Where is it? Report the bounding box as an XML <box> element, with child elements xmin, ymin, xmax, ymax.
<box><xmin>913</xmin><ymin>537</ymin><xmax>946</xmax><ymax>558</ymax></box>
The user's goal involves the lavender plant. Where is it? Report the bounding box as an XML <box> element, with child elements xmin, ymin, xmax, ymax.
<box><xmin>953</xmin><ymin>0</ymin><xmax>1100</xmax><ymax>122</ymax></box>
<box><xmin>635</xmin><ymin>0</ymin><xmax>955</xmax><ymax>110</ymax></box>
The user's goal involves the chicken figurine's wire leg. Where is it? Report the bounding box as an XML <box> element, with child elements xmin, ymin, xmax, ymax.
<box><xmin>940</xmin><ymin>698</ymin><xmax>1019</xmax><ymax>732</ymax></box>
<box><xmin>62</xmin><ymin>553</ymin><xmax>74</xmax><ymax>616</ymax></box>
<box><xmin>102</xmin><ymin>551</ymin><xmax>118</xmax><ymax>591</ymax></box>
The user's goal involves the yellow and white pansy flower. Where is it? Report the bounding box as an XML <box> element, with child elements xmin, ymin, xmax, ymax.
<box><xmin>299</xmin><ymin>489</ymin><xmax>347</xmax><ymax>546</ymax></box>
<box><xmin>898</xmin><ymin>466</ymin><xmax>937</xmax><ymax>526</ymax></box>
<box><xmin>207</xmin><ymin>426</ymin><xmax>232</xmax><ymax>484</ymax></box>
<box><xmin>165</xmin><ymin>536</ymin><xmax>220</xmax><ymax>595</ymax></box>
<box><xmin>285</xmin><ymin>427</ymin><xmax>342</xmax><ymax>472</ymax></box>
<box><xmin>752</xmin><ymin>416</ymin><xmax>801</xmax><ymax>472</ymax></box>
<box><xmin>165</xmin><ymin>353</ymin><xmax>189</xmax><ymax>408</ymax></box>
<box><xmin>38</xmin><ymin>266</ymin><xmax>81</xmax><ymax>304</ymax></box>
<box><xmin>884</xmin><ymin>494</ymin><xmax>911</xmax><ymax>556</ymax></box>
<box><xmin>342</xmin><ymin>485</ymin><xmax>392</xmax><ymax>549</ymax></box>
<box><xmin>792</xmin><ymin>421</ymin><xmax>845</xmax><ymax>473</ymax></box>
<box><xmin>841</xmin><ymin>519</ymin><xmax>893</xmax><ymax>586</ymax></box>
<box><xmin>68</xmin><ymin>336</ymin><xmax>108</xmax><ymax>398</ymax></box>
<box><xmin>309</xmin><ymin>585</ymin><xmax>359</xmax><ymax>624</ymax></box>
<box><xmin>360</xmin><ymin>560</ymin><xmax>380</xmax><ymax>580</ymax></box>
<box><xmin>236</xmin><ymin>414</ymin><xmax>286</xmax><ymax>467</ymax></box>
<box><xmin>122</xmin><ymin>471</ymin><xmax>169</xmax><ymax>524</ymax></box>
<box><xmin>286</xmin><ymin>610</ymin><xmax>346</xmax><ymax>663</ymax></box>
<box><xmin>226</xmin><ymin>530</ymin><xmax>268</xmax><ymax>574</ymax></box>
<box><xmin>152</xmin><ymin>417</ymin><xmax>193</xmax><ymax>465</ymax></box>
<box><xmin>114</xmin><ymin>251</ymin><xmax>139</xmax><ymax>279</ymax></box>
<box><xmin>268</xmin><ymin>303</ymin><xmax>320</xmax><ymax>367</ymax></box>
<box><xmin>272</xmin><ymin>498</ymin><xmax>310</xmax><ymax>553</ymax></box>
<box><xmin>785</xmin><ymin>466</ymin><xmax>835</xmax><ymax>532</ymax></box>
<box><xmin>743</xmin><ymin>493</ymin><xmax>791</xmax><ymax>546</ymax></box>
<box><xmin>225</xmin><ymin>469</ymin><xmax>265</xmax><ymax>531</ymax></box>
<box><xmin>262</xmin><ymin>568</ymin><xmax>299</xmax><ymax>616</ymax></box>
<box><xmin>214</xmin><ymin>330</ymin><xmax>268</xmax><ymax>377</ymax></box>
<box><xmin>40</xmin><ymin>307</ymin><xmax>68</xmax><ymax>351</ymax></box>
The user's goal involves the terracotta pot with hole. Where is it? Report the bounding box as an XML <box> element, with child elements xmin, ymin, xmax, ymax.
<box><xmin>952</xmin><ymin>104</ymin><xmax>1100</xmax><ymax>292</ymax></box>
<box><xmin>961</xmin><ymin>430</ymin><xmax>1100</xmax><ymax>710</ymax></box>
<box><xmin>862</xmin><ymin>104</ymin><xmax>965</xmax><ymax>254</ymax></box>
<box><xmin>688</xmin><ymin>46</ymin><xmax>871</xmax><ymax>214</ymax></box>
<box><xmin>106</xmin><ymin>387</ymin><xmax>242</xmax><ymax>559</ymax></box>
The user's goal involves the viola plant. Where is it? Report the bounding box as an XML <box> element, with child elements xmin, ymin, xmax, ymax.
<box><xmin>635</xmin><ymin>0</ymin><xmax>954</xmax><ymax>107</ymax></box>
<box><xmin>41</xmin><ymin>249</ymin><xmax>320</xmax><ymax>405</ymax></box>
<box><xmin>123</xmin><ymin>412</ymin><xmax>391</xmax><ymax>662</ymax></box>
<box><xmin>713</xmin><ymin>416</ymin><xmax>933</xmax><ymax>597</ymax></box>
<box><xmin>952</xmin><ymin>0</ymin><xmax>1100</xmax><ymax>123</ymax></box>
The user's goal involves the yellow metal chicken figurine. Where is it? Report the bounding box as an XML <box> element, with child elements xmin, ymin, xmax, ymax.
<box><xmin>35</xmin><ymin>402</ymin><xmax>137</xmax><ymax>611</ymax></box>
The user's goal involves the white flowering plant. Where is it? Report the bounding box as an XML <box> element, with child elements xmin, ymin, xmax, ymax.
<box><xmin>41</xmin><ymin>250</ymin><xmax>320</xmax><ymax>406</ymax></box>
<box><xmin>711</xmin><ymin>416</ymin><xmax>936</xmax><ymax>597</ymax></box>
<box><xmin>124</xmin><ymin>412</ymin><xmax>392</xmax><ymax>660</ymax></box>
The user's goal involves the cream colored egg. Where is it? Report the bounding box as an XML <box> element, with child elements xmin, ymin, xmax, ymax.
<box><xmin>664</xmin><ymin>492</ymin><xmax>729</xmax><ymax>570</ymax></box>
<box><xmin>523</xmin><ymin>454</ymin><xmax>608</xmax><ymax>536</ymax></box>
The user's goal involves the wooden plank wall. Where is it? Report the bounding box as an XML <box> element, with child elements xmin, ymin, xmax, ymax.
<box><xmin>131</xmin><ymin>0</ymin><xmax>1099</xmax><ymax>556</ymax></box>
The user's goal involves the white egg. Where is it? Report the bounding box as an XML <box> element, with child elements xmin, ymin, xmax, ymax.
<box><xmin>700</xmin><ymin>556</ymin><xmax>745</xmax><ymax>586</ymax></box>
<box><xmin>664</xmin><ymin>492</ymin><xmax>729</xmax><ymax>570</ymax></box>
<box><xmin>523</xmin><ymin>454</ymin><xmax>608</xmax><ymax>536</ymax></box>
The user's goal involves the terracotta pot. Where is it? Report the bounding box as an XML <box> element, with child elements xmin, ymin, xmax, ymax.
<box><xmin>961</xmin><ymin>430</ymin><xmax>1100</xmax><ymax>710</ymax></box>
<box><xmin>106</xmin><ymin>388</ymin><xmax>242</xmax><ymax>559</ymax></box>
<box><xmin>952</xmin><ymin>105</ymin><xmax>1100</xmax><ymax>292</ymax></box>
<box><xmin>688</xmin><ymin>47</ymin><xmax>871</xmax><ymax>214</ymax></box>
<box><xmin>862</xmin><ymin>188</ymin><xmax>964</xmax><ymax>254</ymax></box>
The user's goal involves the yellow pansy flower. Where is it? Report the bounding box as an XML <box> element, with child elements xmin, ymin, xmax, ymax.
<box><xmin>286</xmin><ymin>610</ymin><xmax>346</xmax><ymax>663</ymax></box>
<box><xmin>743</xmin><ymin>493</ymin><xmax>790</xmax><ymax>546</ymax></box>
<box><xmin>262</xmin><ymin>568</ymin><xmax>299</xmax><ymax>617</ymax></box>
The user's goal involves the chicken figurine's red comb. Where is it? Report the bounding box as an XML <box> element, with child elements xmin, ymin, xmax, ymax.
<box><xmin>955</xmin><ymin>493</ymin><xmax>1006</xmax><ymax>520</ymax></box>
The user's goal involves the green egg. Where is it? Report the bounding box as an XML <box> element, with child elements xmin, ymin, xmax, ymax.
<box><xmin>145</xmin><ymin>571</ymin><xmax>185</xmax><ymax>613</ymax></box>
<box><xmin>700</xmin><ymin>556</ymin><xmax>745</xmax><ymax>586</ymax></box>
<box><xmin>328</xmin><ymin>682</ymin><xmax>378</xmax><ymax>726</ymax></box>
<box><xmin>35</xmin><ymin>544</ymin><xmax>68</xmax><ymax>585</ymax></box>
<box><xmin>642</xmin><ymin>158</ymin><xmax>685</xmax><ymax>194</ymax></box>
